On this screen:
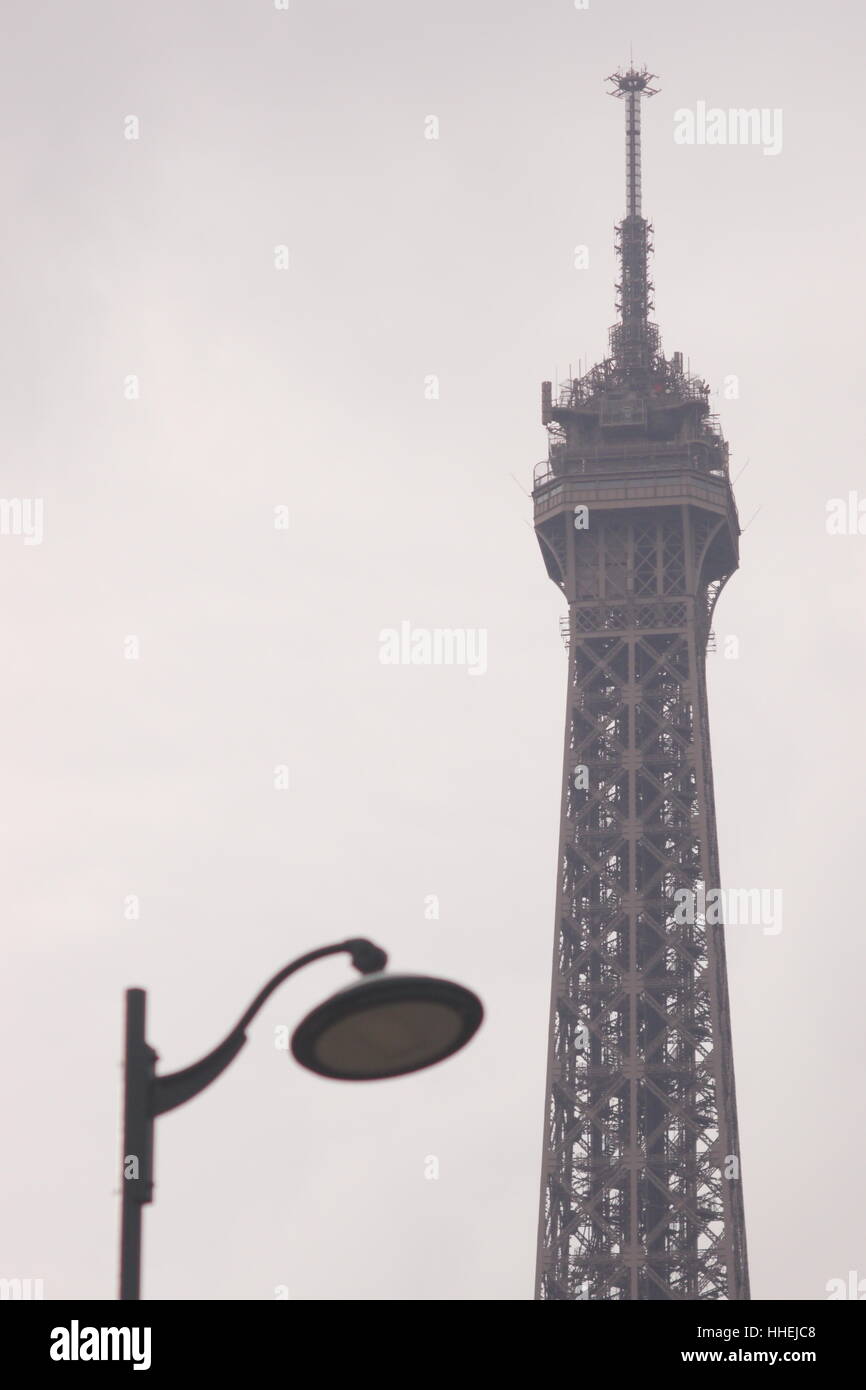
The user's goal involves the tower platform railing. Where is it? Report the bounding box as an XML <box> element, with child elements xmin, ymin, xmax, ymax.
<box><xmin>533</xmin><ymin>441</ymin><xmax>729</xmax><ymax>491</ymax></box>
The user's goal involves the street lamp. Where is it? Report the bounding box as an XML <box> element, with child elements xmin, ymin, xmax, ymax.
<box><xmin>119</xmin><ymin>937</ymin><xmax>483</xmax><ymax>1300</ymax></box>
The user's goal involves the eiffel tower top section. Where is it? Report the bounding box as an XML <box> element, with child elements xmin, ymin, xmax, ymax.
<box><xmin>538</xmin><ymin>66</ymin><xmax>729</xmax><ymax>490</ymax></box>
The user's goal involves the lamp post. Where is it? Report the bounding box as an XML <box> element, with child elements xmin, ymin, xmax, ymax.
<box><xmin>119</xmin><ymin>937</ymin><xmax>483</xmax><ymax>1300</ymax></box>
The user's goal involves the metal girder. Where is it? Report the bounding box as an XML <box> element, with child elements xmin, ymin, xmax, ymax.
<box><xmin>533</xmin><ymin>502</ymin><xmax>749</xmax><ymax>1301</ymax></box>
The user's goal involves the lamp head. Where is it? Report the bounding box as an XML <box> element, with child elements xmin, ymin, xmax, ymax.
<box><xmin>291</xmin><ymin>971</ymin><xmax>483</xmax><ymax>1081</ymax></box>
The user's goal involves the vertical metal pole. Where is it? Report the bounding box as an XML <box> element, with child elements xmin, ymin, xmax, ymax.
<box><xmin>120</xmin><ymin>989</ymin><xmax>156</xmax><ymax>1300</ymax></box>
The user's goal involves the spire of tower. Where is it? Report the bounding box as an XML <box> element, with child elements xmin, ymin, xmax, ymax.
<box><xmin>606</xmin><ymin>66</ymin><xmax>660</xmax><ymax>380</ymax></box>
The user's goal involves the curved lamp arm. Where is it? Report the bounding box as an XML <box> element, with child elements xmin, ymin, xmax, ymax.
<box><xmin>150</xmin><ymin>937</ymin><xmax>387</xmax><ymax>1118</ymax></box>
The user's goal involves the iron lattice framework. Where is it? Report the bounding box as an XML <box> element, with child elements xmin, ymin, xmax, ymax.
<box><xmin>533</xmin><ymin>68</ymin><xmax>749</xmax><ymax>1300</ymax></box>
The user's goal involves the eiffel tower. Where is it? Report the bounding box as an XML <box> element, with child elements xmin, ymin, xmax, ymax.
<box><xmin>533</xmin><ymin>66</ymin><xmax>749</xmax><ymax>1300</ymax></box>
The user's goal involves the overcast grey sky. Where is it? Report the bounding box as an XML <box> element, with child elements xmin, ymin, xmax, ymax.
<box><xmin>1</xmin><ymin>0</ymin><xmax>864</xmax><ymax>1300</ymax></box>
